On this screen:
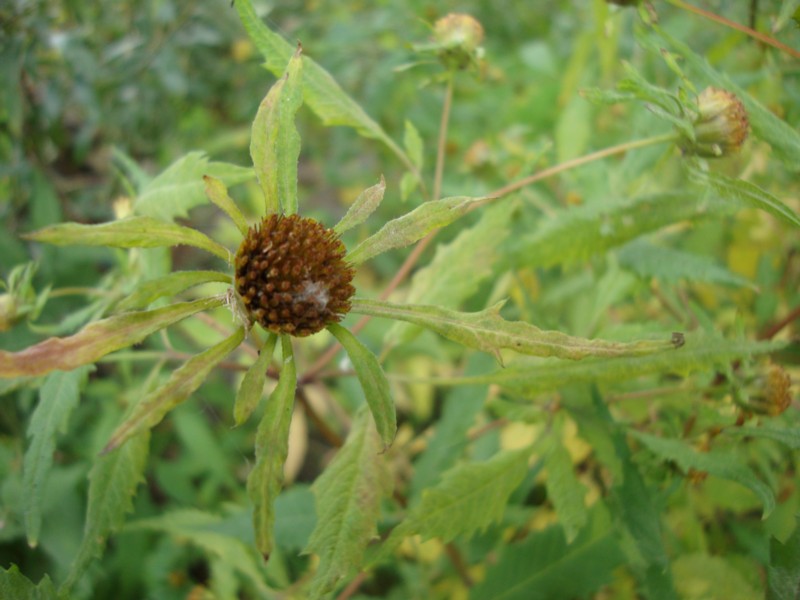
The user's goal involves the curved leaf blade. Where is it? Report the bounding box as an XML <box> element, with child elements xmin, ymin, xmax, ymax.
<box><xmin>327</xmin><ymin>323</ymin><xmax>396</xmax><ymax>449</ymax></box>
<box><xmin>24</xmin><ymin>216</ymin><xmax>231</xmax><ymax>262</ymax></box>
<box><xmin>333</xmin><ymin>176</ymin><xmax>386</xmax><ymax>235</ymax></box>
<box><xmin>0</xmin><ymin>296</ymin><xmax>225</xmax><ymax>378</ymax></box>
<box><xmin>203</xmin><ymin>175</ymin><xmax>250</xmax><ymax>235</ymax></box>
<box><xmin>234</xmin><ymin>333</ymin><xmax>278</xmax><ymax>426</ymax></box>
<box><xmin>102</xmin><ymin>327</ymin><xmax>246</xmax><ymax>453</ymax></box>
<box><xmin>116</xmin><ymin>270</ymin><xmax>231</xmax><ymax>312</ymax></box>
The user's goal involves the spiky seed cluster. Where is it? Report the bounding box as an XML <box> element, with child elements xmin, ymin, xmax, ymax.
<box><xmin>234</xmin><ymin>214</ymin><xmax>355</xmax><ymax>337</ymax></box>
<box><xmin>685</xmin><ymin>87</ymin><xmax>750</xmax><ymax>158</ymax></box>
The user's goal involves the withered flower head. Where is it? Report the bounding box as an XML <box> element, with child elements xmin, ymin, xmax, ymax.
<box><xmin>748</xmin><ymin>365</ymin><xmax>792</xmax><ymax>417</ymax></box>
<box><xmin>234</xmin><ymin>214</ymin><xmax>355</xmax><ymax>337</ymax></box>
<box><xmin>685</xmin><ymin>87</ymin><xmax>750</xmax><ymax>158</ymax></box>
<box><xmin>433</xmin><ymin>13</ymin><xmax>484</xmax><ymax>70</ymax></box>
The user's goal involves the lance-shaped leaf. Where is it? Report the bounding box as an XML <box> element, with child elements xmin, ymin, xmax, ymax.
<box><xmin>376</xmin><ymin>446</ymin><xmax>531</xmax><ymax>563</ymax></box>
<box><xmin>134</xmin><ymin>151</ymin><xmax>253</xmax><ymax>221</ymax></box>
<box><xmin>248</xmin><ymin>335</ymin><xmax>296</xmax><ymax>559</ymax></box>
<box><xmin>0</xmin><ymin>296</ymin><xmax>224</xmax><ymax>378</ymax></box>
<box><xmin>203</xmin><ymin>175</ymin><xmax>250</xmax><ymax>235</ymax></box>
<box><xmin>250</xmin><ymin>47</ymin><xmax>303</xmax><ymax>215</ymax></box>
<box><xmin>688</xmin><ymin>167</ymin><xmax>800</xmax><ymax>230</ymax></box>
<box><xmin>327</xmin><ymin>323</ymin><xmax>396</xmax><ymax>449</ymax></box>
<box><xmin>24</xmin><ymin>216</ymin><xmax>231</xmax><ymax>262</ymax></box>
<box><xmin>24</xmin><ymin>367</ymin><xmax>91</xmax><ymax>547</ymax></box>
<box><xmin>724</xmin><ymin>425</ymin><xmax>800</xmax><ymax>450</ymax></box>
<box><xmin>305</xmin><ymin>408</ymin><xmax>392</xmax><ymax>598</ymax></box>
<box><xmin>102</xmin><ymin>327</ymin><xmax>245</xmax><ymax>453</ymax></box>
<box><xmin>631</xmin><ymin>431</ymin><xmax>775</xmax><ymax>518</ymax></box>
<box><xmin>544</xmin><ymin>418</ymin><xmax>588</xmax><ymax>544</ymax></box>
<box><xmin>346</xmin><ymin>195</ymin><xmax>489</xmax><ymax>265</ymax></box>
<box><xmin>60</xmin><ymin>430</ymin><xmax>150</xmax><ymax>596</ymax></box>
<box><xmin>0</xmin><ymin>565</ymin><xmax>56</xmax><ymax>599</ymax></box>
<box><xmin>352</xmin><ymin>298</ymin><xmax>682</xmax><ymax>362</ymax></box>
<box><xmin>116</xmin><ymin>270</ymin><xmax>231</xmax><ymax>312</ymax></box>
<box><xmin>234</xmin><ymin>333</ymin><xmax>278</xmax><ymax>426</ymax></box>
<box><xmin>234</xmin><ymin>0</ymin><xmax>412</xmax><ymax>172</ymax></box>
<box><xmin>333</xmin><ymin>177</ymin><xmax>386</xmax><ymax>235</ymax></box>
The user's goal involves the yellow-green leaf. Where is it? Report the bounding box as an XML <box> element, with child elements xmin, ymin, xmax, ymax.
<box><xmin>203</xmin><ymin>175</ymin><xmax>250</xmax><ymax>235</ymax></box>
<box><xmin>115</xmin><ymin>270</ymin><xmax>231</xmax><ymax>312</ymax></box>
<box><xmin>333</xmin><ymin>177</ymin><xmax>386</xmax><ymax>235</ymax></box>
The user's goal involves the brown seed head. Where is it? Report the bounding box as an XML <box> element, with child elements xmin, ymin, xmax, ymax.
<box><xmin>747</xmin><ymin>365</ymin><xmax>792</xmax><ymax>417</ymax></box>
<box><xmin>685</xmin><ymin>87</ymin><xmax>750</xmax><ymax>158</ymax></box>
<box><xmin>234</xmin><ymin>214</ymin><xmax>355</xmax><ymax>337</ymax></box>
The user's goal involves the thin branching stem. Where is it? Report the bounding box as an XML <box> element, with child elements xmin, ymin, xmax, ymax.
<box><xmin>433</xmin><ymin>76</ymin><xmax>454</xmax><ymax>202</ymax></box>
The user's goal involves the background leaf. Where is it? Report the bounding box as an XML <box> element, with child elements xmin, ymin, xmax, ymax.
<box><xmin>544</xmin><ymin>419</ymin><xmax>588</xmax><ymax>543</ymax></box>
<box><xmin>0</xmin><ymin>566</ymin><xmax>56</xmax><ymax>600</ymax></box>
<box><xmin>333</xmin><ymin>177</ymin><xmax>386</xmax><ymax>235</ymax></box>
<box><xmin>115</xmin><ymin>270</ymin><xmax>231</xmax><ymax>312</ymax></box>
<box><xmin>768</xmin><ymin>516</ymin><xmax>800</xmax><ymax>600</ymax></box>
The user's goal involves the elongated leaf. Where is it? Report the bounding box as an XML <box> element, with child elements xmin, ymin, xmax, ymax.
<box><xmin>251</xmin><ymin>47</ymin><xmax>303</xmax><ymax>215</ymax></box>
<box><xmin>688</xmin><ymin>167</ymin><xmax>800</xmax><ymax>229</ymax></box>
<box><xmin>471</xmin><ymin>515</ymin><xmax>623</xmax><ymax>600</ymax></box>
<box><xmin>305</xmin><ymin>408</ymin><xmax>392</xmax><ymax>598</ymax></box>
<box><xmin>659</xmin><ymin>29</ymin><xmax>800</xmax><ymax>169</ymax></box>
<box><xmin>545</xmin><ymin>422</ymin><xmax>588</xmax><ymax>543</ymax></box>
<box><xmin>116</xmin><ymin>270</ymin><xmax>231</xmax><ymax>312</ymax></box>
<box><xmin>631</xmin><ymin>431</ymin><xmax>775</xmax><ymax>517</ymax></box>
<box><xmin>768</xmin><ymin>516</ymin><xmax>800</xmax><ymax>600</ymax></box>
<box><xmin>24</xmin><ymin>217</ymin><xmax>231</xmax><ymax>262</ymax></box>
<box><xmin>387</xmin><ymin>201</ymin><xmax>514</xmax><ymax>345</ymax></box>
<box><xmin>203</xmin><ymin>175</ymin><xmax>250</xmax><ymax>235</ymax></box>
<box><xmin>333</xmin><ymin>177</ymin><xmax>386</xmax><ymax>235</ymax></box>
<box><xmin>134</xmin><ymin>152</ymin><xmax>253</xmax><ymax>221</ymax></box>
<box><xmin>618</xmin><ymin>241</ymin><xmax>757</xmax><ymax>289</ymax></box>
<box><xmin>346</xmin><ymin>195</ymin><xmax>489</xmax><ymax>265</ymax></box>
<box><xmin>456</xmin><ymin>337</ymin><xmax>786</xmax><ymax>394</ymax></box>
<box><xmin>234</xmin><ymin>0</ymin><xmax>410</xmax><ymax>169</ymax></box>
<box><xmin>234</xmin><ymin>333</ymin><xmax>278</xmax><ymax>426</ymax></box>
<box><xmin>60</xmin><ymin>431</ymin><xmax>150</xmax><ymax>595</ymax></box>
<box><xmin>23</xmin><ymin>367</ymin><xmax>90</xmax><ymax>547</ymax></box>
<box><xmin>0</xmin><ymin>296</ymin><xmax>224</xmax><ymax>378</ymax></box>
<box><xmin>103</xmin><ymin>327</ymin><xmax>245</xmax><ymax>453</ymax></box>
<box><xmin>327</xmin><ymin>323</ymin><xmax>396</xmax><ymax>449</ymax></box>
<box><xmin>378</xmin><ymin>446</ymin><xmax>531</xmax><ymax>561</ymax></box>
<box><xmin>0</xmin><ymin>566</ymin><xmax>56</xmax><ymax>600</ymax></box>
<box><xmin>724</xmin><ymin>426</ymin><xmax>800</xmax><ymax>449</ymax></box>
<box><xmin>248</xmin><ymin>336</ymin><xmax>296</xmax><ymax>558</ymax></box>
<box><xmin>352</xmin><ymin>298</ymin><xmax>681</xmax><ymax>362</ymax></box>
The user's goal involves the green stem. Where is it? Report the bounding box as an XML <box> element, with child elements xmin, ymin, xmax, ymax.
<box><xmin>666</xmin><ymin>0</ymin><xmax>800</xmax><ymax>60</ymax></box>
<box><xmin>433</xmin><ymin>76</ymin><xmax>454</xmax><ymax>202</ymax></box>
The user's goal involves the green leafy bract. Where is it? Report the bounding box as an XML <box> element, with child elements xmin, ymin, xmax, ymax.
<box><xmin>327</xmin><ymin>323</ymin><xmax>396</xmax><ymax>449</ymax></box>
<box><xmin>24</xmin><ymin>216</ymin><xmax>231</xmax><ymax>262</ymax></box>
<box><xmin>115</xmin><ymin>270</ymin><xmax>231</xmax><ymax>312</ymax></box>
<box><xmin>305</xmin><ymin>408</ymin><xmax>392</xmax><ymax>599</ymax></box>
<box><xmin>248</xmin><ymin>335</ymin><xmax>296</xmax><ymax>558</ymax></box>
<box><xmin>103</xmin><ymin>327</ymin><xmax>246</xmax><ymax>453</ymax></box>
<box><xmin>203</xmin><ymin>175</ymin><xmax>250</xmax><ymax>235</ymax></box>
<box><xmin>0</xmin><ymin>296</ymin><xmax>225</xmax><ymax>378</ymax></box>
<box><xmin>0</xmin><ymin>566</ymin><xmax>56</xmax><ymax>600</ymax></box>
<box><xmin>234</xmin><ymin>333</ymin><xmax>278</xmax><ymax>426</ymax></box>
<box><xmin>333</xmin><ymin>177</ymin><xmax>386</xmax><ymax>235</ymax></box>
<box><xmin>352</xmin><ymin>298</ymin><xmax>681</xmax><ymax>363</ymax></box>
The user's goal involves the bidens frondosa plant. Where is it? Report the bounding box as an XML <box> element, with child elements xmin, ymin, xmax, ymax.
<box><xmin>2</xmin><ymin>1</ymin><xmax>799</xmax><ymax>598</ymax></box>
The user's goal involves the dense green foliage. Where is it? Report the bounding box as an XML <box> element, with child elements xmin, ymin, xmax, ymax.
<box><xmin>1</xmin><ymin>1</ymin><xmax>799</xmax><ymax>598</ymax></box>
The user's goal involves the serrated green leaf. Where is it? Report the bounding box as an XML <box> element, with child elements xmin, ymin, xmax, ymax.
<box><xmin>234</xmin><ymin>333</ymin><xmax>278</xmax><ymax>426</ymax></box>
<box><xmin>134</xmin><ymin>152</ymin><xmax>253</xmax><ymax>221</ymax></box>
<box><xmin>327</xmin><ymin>323</ymin><xmax>396</xmax><ymax>449</ymax></box>
<box><xmin>631</xmin><ymin>431</ymin><xmax>776</xmax><ymax>517</ymax></box>
<box><xmin>248</xmin><ymin>335</ymin><xmax>296</xmax><ymax>558</ymax></box>
<box><xmin>659</xmin><ymin>29</ymin><xmax>800</xmax><ymax>169</ymax></box>
<box><xmin>203</xmin><ymin>175</ymin><xmax>250</xmax><ymax>235</ymax></box>
<box><xmin>24</xmin><ymin>216</ymin><xmax>231</xmax><ymax>262</ymax></box>
<box><xmin>60</xmin><ymin>431</ymin><xmax>150</xmax><ymax>595</ymax></box>
<box><xmin>618</xmin><ymin>240</ymin><xmax>757</xmax><ymax>289</ymax></box>
<box><xmin>404</xmin><ymin>120</ymin><xmax>423</xmax><ymax>169</ymax></box>
<box><xmin>545</xmin><ymin>420</ymin><xmax>588</xmax><ymax>543</ymax></box>
<box><xmin>305</xmin><ymin>408</ymin><xmax>392</xmax><ymax>598</ymax></box>
<box><xmin>103</xmin><ymin>327</ymin><xmax>245</xmax><ymax>453</ymax></box>
<box><xmin>346</xmin><ymin>195</ymin><xmax>488</xmax><ymax>265</ymax></box>
<box><xmin>768</xmin><ymin>515</ymin><xmax>800</xmax><ymax>600</ymax></box>
<box><xmin>470</xmin><ymin>515</ymin><xmax>623</xmax><ymax>600</ymax></box>
<box><xmin>234</xmin><ymin>0</ymin><xmax>411</xmax><ymax>170</ymax></box>
<box><xmin>0</xmin><ymin>296</ymin><xmax>224</xmax><ymax>378</ymax></box>
<box><xmin>250</xmin><ymin>47</ymin><xmax>303</xmax><ymax>215</ymax></box>
<box><xmin>378</xmin><ymin>446</ymin><xmax>531</xmax><ymax>561</ymax></box>
<box><xmin>116</xmin><ymin>270</ymin><xmax>231</xmax><ymax>312</ymax></box>
<box><xmin>510</xmin><ymin>192</ymin><xmax>732</xmax><ymax>270</ymax></box>
<box><xmin>386</xmin><ymin>201</ymin><xmax>514</xmax><ymax>345</ymax></box>
<box><xmin>454</xmin><ymin>336</ymin><xmax>785</xmax><ymax>394</ymax></box>
<box><xmin>0</xmin><ymin>566</ymin><xmax>56</xmax><ymax>600</ymax></box>
<box><xmin>333</xmin><ymin>177</ymin><xmax>386</xmax><ymax>235</ymax></box>
<box><xmin>353</xmin><ymin>298</ymin><xmax>681</xmax><ymax>362</ymax></box>
<box><xmin>688</xmin><ymin>167</ymin><xmax>800</xmax><ymax>229</ymax></box>
<box><xmin>724</xmin><ymin>426</ymin><xmax>800</xmax><ymax>449</ymax></box>
<box><xmin>23</xmin><ymin>367</ymin><xmax>90</xmax><ymax>547</ymax></box>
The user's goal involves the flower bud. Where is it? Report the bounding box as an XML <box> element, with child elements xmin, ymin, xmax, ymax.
<box><xmin>432</xmin><ymin>13</ymin><xmax>484</xmax><ymax>70</ymax></box>
<box><xmin>684</xmin><ymin>87</ymin><xmax>749</xmax><ymax>158</ymax></box>
<box><xmin>747</xmin><ymin>365</ymin><xmax>792</xmax><ymax>416</ymax></box>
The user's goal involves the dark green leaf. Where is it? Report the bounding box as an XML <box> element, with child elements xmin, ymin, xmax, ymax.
<box><xmin>768</xmin><ymin>516</ymin><xmax>800</xmax><ymax>600</ymax></box>
<box><xmin>0</xmin><ymin>566</ymin><xmax>56</xmax><ymax>600</ymax></box>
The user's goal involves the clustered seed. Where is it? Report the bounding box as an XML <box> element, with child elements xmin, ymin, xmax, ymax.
<box><xmin>234</xmin><ymin>214</ymin><xmax>355</xmax><ymax>337</ymax></box>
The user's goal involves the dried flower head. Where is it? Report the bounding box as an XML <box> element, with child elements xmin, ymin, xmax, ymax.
<box><xmin>747</xmin><ymin>365</ymin><xmax>792</xmax><ymax>416</ymax></box>
<box><xmin>433</xmin><ymin>13</ymin><xmax>484</xmax><ymax>70</ymax></box>
<box><xmin>684</xmin><ymin>87</ymin><xmax>750</xmax><ymax>158</ymax></box>
<box><xmin>234</xmin><ymin>214</ymin><xmax>355</xmax><ymax>337</ymax></box>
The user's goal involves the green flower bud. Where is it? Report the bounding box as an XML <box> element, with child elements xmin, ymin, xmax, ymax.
<box><xmin>432</xmin><ymin>13</ymin><xmax>485</xmax><ymax>70</ymax></box>
<box><xmin>684</xmin><ymin>87</ymin><xmax>750</xmax><ymax>158</ymax></box>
